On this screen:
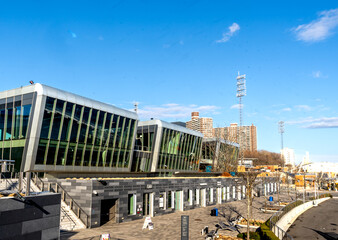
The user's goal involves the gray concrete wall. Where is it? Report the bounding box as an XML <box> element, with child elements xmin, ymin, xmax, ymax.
<box><xmin>0</xmin><ymin>193</ymin><xmax>61</xmax><ymax>240</ymax></box>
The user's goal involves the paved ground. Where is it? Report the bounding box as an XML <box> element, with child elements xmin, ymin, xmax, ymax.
<box><xmin>62</xmin><ymin>193</ymin><xmax>292</xmax><ymax>240</ymax></box>
<box><xmin>287</xmin><ymin>197</ymin><xmax>338</xmax><ymax>240</ymax></box>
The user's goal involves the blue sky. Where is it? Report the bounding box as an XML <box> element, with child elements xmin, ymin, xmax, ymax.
<box><xmin>1</xmin><ymin>1</ymin><xmax>337</xmax><ymax>163</ymax></box>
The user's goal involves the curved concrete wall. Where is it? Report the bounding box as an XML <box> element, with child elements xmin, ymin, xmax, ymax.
<box><xmin>275</xmin><ymin>197</ymin><xmax>330</xmax><ymax>237</ymax></box>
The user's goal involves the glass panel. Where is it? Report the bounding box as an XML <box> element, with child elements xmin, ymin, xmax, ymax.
<box><xmin>109</xmin><ymin>115</ymin><xmax>119</xmax><ymax>147</ymax></box>
<box><xmin>36</xmin><ymin>141</ymin><xmax>47</xmax><ymax>164</ymax></box>
<box><xmin>50</xmin><ymin>99</ymin><xmax>65</xmax><ymax>140</ymax></box>
<box><xmin>95</xmin><ymin>111</ymin><xmax>105</xmax><ymax>145</ymax></box>
<box><xmin>112</xmin><ymin>149</ymin><xmax>119</xmax><ymax>167</ymax></box>
<box><xmin>5</xmin><ymin>108</ymin><xmax>13</xmax><ymax>140</ymax></box>
<box><xmin>11</xmin><ymin>147</ymin><xmax>24</xmax><ymax>172</ymax></box>
<box><xmin>60</xmin><ymin>102</ymin><xmax>73</xmax><ymax>141</ymax></box>
<box><xmin>87</xmin><ymin>109</ymin><xmax>98</xmax><ymax>145</ymax></box>
<box><xmin>70</xmin><ymin>105</ymin><xmax>82</xmax><ymax>142</ymax></box>
<box><xmin>40</xmin><ymin>97</ymin><xmax>55</xmax><ymax>139</ymax></box>
<box><xmin>66</xmin><ymin>144</ymin><xmax>75</xmax><ymax>165</ymax></box>
<box><xmin>121</xmin><ymin>118</ymin><xmax>130</xmax><ymax>149</ymax></box>
<box><xmin>14</xmin><ymin>105</ymin><xmax>21</xmax><ymax>139</ymax></box>
<box><xmin>3</xmin><ymin>148</ymin><xmax>10</xmax><ymax>159</ymax></box>
<box><xmin>115</xmin><ymin>117</ymin><xmax>124</xmax><ymax>148</ymax></box>
<box><xmin>79</xmin><ymin>107</ymin><xmax>90</xmax><ymax>143</ymax></box>
<box><xmin>102</xmin><ymin>113</ymin><xmax>111</xmax><ymax>147</ymax></box>
<box><xmin>83</xmin><ymin>146</ymin><xmax>91</xmax><ymax>166</ymax></box>
<box><xmin>91</xmin><ymin>149</ymin><xmax>98</xmax><ymax>166</ymax></box>
<box><xmin>118</xmin><ymin>149</ymin><xmax>125</xmax><ymax>168</ymax></box>
<box><xmin>127</xmin><ymin>119</ymin><xmax>136</xmax><ymax>149</ymax></box>
<box><xmin>124</xmin><ymin>150</ymin><xmax>130</xmax><ymax>168</ymax></box>
<box><xmin>0</xmin><ymin>109</ymin><xmax>5</xmax><ymax>141</ymax></box>
<box><xmin>56</xmin><ymin>143</ymin><xmax>67</xmax><ymax>165</ymax></box>
<box><xmin>21</xmin><ymin>104</ymin><xmax>31</xmax><ymax>138</ymax></box>
<box><xmin>105</xmin><ymin>149</ymin><xmax>112</xmax><ymax>167</ymax></box>
<box><xmin>46</xmin><ymin>143</ymin><xmax>57</xmax><ymax>165</ymax></box>
<box><xmin>75</xmin><ymin>145</ymin><xmax>84</xmax><ymax>166</ymax></box>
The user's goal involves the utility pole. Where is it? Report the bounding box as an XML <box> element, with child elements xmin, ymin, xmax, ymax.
<box><xmin>236</xmin><ymin>73</ymin><xmax>246</xmax><ymax>166</ymax></box>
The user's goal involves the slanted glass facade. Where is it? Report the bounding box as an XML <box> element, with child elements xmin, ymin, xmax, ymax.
<box><xmin>131</xmin><ymin>124</ymin><xmax>157</xmax><ymax>172</ymax></box>
<box><xmin>0</xmin><ymin>93</ymin><xmax>34</xmax><ymax>171</ymax></box>
<box><xmin>35</xmin><ymin>96</ymin><xmax>137</xmax><ymax>170</ymax></box>
<box><xmin>158</xmin><ymin>127</ymin><xmax>202</xmax><ymax>171</ymax></box>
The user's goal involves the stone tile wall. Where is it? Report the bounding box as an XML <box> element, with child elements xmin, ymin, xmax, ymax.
<box><xmin>0</xmin><ymin>193</ymin><xmax>61</xmax><ymax>240</ymax></box>
<box><xmin>47</xmin><ymin>177</ymin><xmax>276</xmax><ymax>228</ymax></box>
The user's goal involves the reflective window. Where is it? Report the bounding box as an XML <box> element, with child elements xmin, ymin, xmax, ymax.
<box><xmin>60</xmin><ymin>102</ymin><xmax>73</xmax><ymax>141</ymax></box>
<box><xmin>158</xmin><ymin>128</ymin><xmax>202</xmax><ymax>171</ymax></box>
<box><xmin>5</xmin><ymin>107</ymin><xmax>13</xmax><ymax>140</ymax></box>
<box><xmin>50</xmin><ymin>99</ymin><xmax>64</xmax><ymax>140</ymax></box>
<box><xmin>35</xmin><ymin>97</ymin><xmax>136</xmax><ymax>171</ymax></box>
<box><xmin>69</xmin><ymin>105</ymin><xmax>82</xmax><ymax>142</ymax></box>
<box><xmin>0</xmin><ymin>108</ymin><xmax>5</xmax><ymax>141</ymax></box>
<box><xmin>21</xmin><ymin>104</ymin><xmax>31</xmax><ymax>138</ymax></box>
<box><xmin>79</xmin><ymin>107</ymin><xmax>90</xmax><ymax>143</ymax></box>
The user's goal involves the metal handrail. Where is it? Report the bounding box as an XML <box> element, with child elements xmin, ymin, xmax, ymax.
<box><xmin>32</xmin><ymin>173</ymin><xmax>89</xmax><ymax>227</ymax></box>
<box><xmin>0</xmin><ymin>172</ymin><xmax>18</xmax><ymax>191</ymax></box>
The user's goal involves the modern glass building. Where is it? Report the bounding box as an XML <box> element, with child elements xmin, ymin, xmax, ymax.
<box><xmin>200</xmin><ymin>138</ymin><xmax>239</xmax><ymax>171</ymax></box>
<box><xmin>0</xmin><ymin>84</ymin><xmax>138</xmax><ymax>174</ymax></box>
<box><xmin>132</xmin><ymin>120</ymin><xmax>203</xmax><ymax>173</ymax></box>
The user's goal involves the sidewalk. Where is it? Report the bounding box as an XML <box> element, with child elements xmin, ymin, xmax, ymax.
<box><xmin>64</xmin><ymin>193</ymin><xmax>292</xmax><ymax>240</ymax></box>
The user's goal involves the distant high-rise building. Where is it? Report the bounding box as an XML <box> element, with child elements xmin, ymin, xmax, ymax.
<box><xmin>213</xmin><ymin>123</ymin><xmax>257</xmax><ymax>152</ymax></box>
<box><xmin>186</xmin><ymin>112</ymin><xmax>213</xmax><ymax>138</ymax></box>
<box><xmin>281</xmin><ymin>148</ymin><xmax>295</xmax><ymax>166</ymax></box>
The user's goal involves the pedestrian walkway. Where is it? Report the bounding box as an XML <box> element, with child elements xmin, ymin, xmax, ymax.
<box><xmin>287</xmin><ymin>198</ymin><xmax>338</xmax><ymax>240</ymax></box>
<box><xmin>64</xmin><ymin>193</ymin><xmax>289</xmax><ymax>240</ymax></box>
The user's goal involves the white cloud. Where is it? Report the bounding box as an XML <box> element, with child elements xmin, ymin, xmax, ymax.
<box><xmin>230</xmin><ymin>104</ymin><xmax>243</xmax><ymax>109</ymax></box>
<box><xmin>282</xmin><ymin>107</ymin><xmax>291</xmax><ymax>112</ymax></box>
<box><xmin>295</xmin><ymin>105</ymin><xmax>312</xmax><ymax>111</ymax></box>
<box><xmin>312</xmin><ymin>70</ymin><xmax>321</xmax><ymax>78</ymax></box>
<box><xmin>216</xmin><ymin>23</ymin><xmax>240</xmax><ymax>43</ymax></box>
<box><xmin>287</xmin><ymin>117</ymin><xmax>338</xmax><ymax>128</ymax></box>
<box><xmin>135</xmin><ymin>103</ymin><xmax>220</xmax><ymax>120</ymax></box>
<box><xmin>293</xmin><ymin>8</ymin><xmax>338</xmax><ymax>42</ymax></box>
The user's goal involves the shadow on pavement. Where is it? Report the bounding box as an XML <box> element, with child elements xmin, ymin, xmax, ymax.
<box><xmin>305</xmin><ymin>227</ymin><xmax>338</xmax><ymax>240</ymax></box>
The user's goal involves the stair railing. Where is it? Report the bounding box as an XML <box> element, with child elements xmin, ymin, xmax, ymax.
<box><xmin>0</xmin><ymin>172</ymin><xmax>18</xmax><ymax>191</ymax></box>
<box><xmin>31</xmin><ymin>173</ymin><xmax>89</xmax><ymax>228</ymax></box>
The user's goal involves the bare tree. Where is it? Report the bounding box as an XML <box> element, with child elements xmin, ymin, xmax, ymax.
<box><xmin>237</xmin><ymin>171</ymin><xmax>260</xmax><ymax>240</ymax></box>
<box><xmin>208</xmin><ymin>127</ymin><xmax>239</xmax><ymax>173</ymax></box>
<box><xmin>202</xmin><ymin>128</ymin><xmax>239</xmax><ymax>172</ymax></box>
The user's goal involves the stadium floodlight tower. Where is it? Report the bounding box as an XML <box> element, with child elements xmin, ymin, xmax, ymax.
<box><xmin>236</xmin><ymin>72</ymin><xmax>246</xmax><ymax>165</ymax></box>
<box><xmin>279</xmin><ymin>121</ymin><xmax>285</xmax><ymax>165</ymax></box>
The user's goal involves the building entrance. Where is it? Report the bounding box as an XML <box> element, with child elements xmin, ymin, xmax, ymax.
<box><xmin>100</xmin><ymin>199</ymin><xmax>117</xmax><ymax>225</ymax></box>
<box><xmin>143</xmin><ymin>193</ymin><xmax>154</xmax><ymax>216</ymax></box>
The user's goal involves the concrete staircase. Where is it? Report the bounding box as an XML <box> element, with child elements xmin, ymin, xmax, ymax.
<box><xmin>1</xmin><ymin>175</ymin><xmax>86</xmax><ymax>231</ymax></box>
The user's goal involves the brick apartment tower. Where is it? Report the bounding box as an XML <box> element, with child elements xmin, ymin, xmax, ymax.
<box><xmin>186</xmin><ymin>112</ymin><xmax>213</xmax><ymax>138</ymax></box>
<box><xmin>213</xmin><ymin>123</ymin><xmax>257</xmax><ymax>152</ymax></box>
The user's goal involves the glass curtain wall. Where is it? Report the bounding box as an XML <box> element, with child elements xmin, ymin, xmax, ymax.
<box><xmin>0</xmin><ymin>93</ymin><xmax>34</xmax><ymax>171</ymax></box>
<box><xmin>35</xmin><ymin>96</ymin><xmax>136</xmax><ymax>170</ymax></box>
<box><xmin>158</xmin><ymin>128</ymin><xmax>202</xmax><ymax>171</ymax></box>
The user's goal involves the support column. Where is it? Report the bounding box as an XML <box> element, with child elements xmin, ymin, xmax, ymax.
<box><xmin>26</xmin><ymin>172</ymin><xmax>31</xmax><ymax>196</ymax></box>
